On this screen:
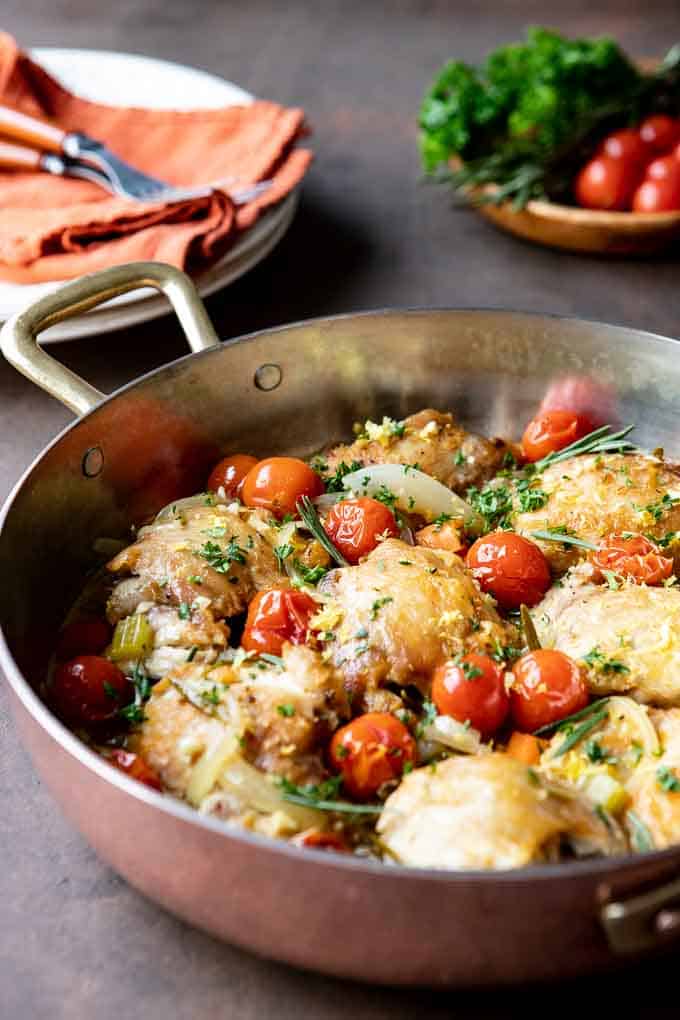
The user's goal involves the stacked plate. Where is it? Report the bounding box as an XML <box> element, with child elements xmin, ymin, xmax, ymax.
<box><xmin>0</xmin><ymin>49</ymin><xmax>298</xmax><ymax>343</ymax></box>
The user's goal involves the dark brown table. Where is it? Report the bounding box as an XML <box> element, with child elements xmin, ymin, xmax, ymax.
<box><xmin>3</xmin><ymin>2</ymin><xmax>680</xmax><ymax>1016</ymax></box>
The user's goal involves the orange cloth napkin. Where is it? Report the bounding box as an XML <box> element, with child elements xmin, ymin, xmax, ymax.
<box><xmin>0</xmin><ymin>32</ymin><xmax>312</xmax><ymax>282</ymax></box>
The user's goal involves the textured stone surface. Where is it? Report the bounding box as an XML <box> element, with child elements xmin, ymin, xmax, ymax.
<box><xmin>3</xmin><ymin>1</ymin><xmax>680</xmax><ymax>1015</ymax></box>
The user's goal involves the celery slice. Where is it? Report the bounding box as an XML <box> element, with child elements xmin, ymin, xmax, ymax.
<box><xmin>109</xmin><ymin>614</ymin><xmax>154</xmax><ymax>661</ymax></box>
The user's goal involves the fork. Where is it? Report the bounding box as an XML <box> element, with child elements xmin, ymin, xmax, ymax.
<box><xmin>0</xmin><ymin>105</ymin><xmax>269</xmax><ymax>204</ymax></box>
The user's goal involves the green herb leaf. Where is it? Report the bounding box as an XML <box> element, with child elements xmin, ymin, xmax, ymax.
<box><xmin>657</xmin><ymin>765</ymin><xmax>680</xmax><ymax>793</ymax></box>
<box><xmin>296</xmin><ymin>496</ymin><xmax>348</xmax><ymax>567</ymax></box>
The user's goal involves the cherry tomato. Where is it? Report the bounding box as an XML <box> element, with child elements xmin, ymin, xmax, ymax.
<box><xmin>639</xmin><ymin>114</ymin><xmax>680</xmax><ymax>154</ymax></box>
<box><xmin>329</xmin><ymin>712</ymin><xmax>416</xmax><ymax>800</ymax></box>
<box><xmin>55</xmin><ymin>618</ymin><xmax>112</xmax><ymax>662</ymax></box>
<box><xmin>632</xmin><ymin>159</ymin><xmax>680</xmax><ymax>212</ymax></box>
<box><xmin>538</xmin><ymin>375</ymin><xmax>617</xmax><ymax>431</ymax></box>
<box><xmin>599</xmin><ymin>128</ymin><xmax>651</xmax><ymax>167</ymax></box>
<box><xmin>431</xmin><ymin>653</ymin><xmax>509</xmax><ymax>737</ymax></box>
<box><xmin>466</xmin><ymin>532</ymin><xmax>551</xmax><ymax>609</ymax></box>
<box><xmin>293</xmin><ymin>829</ymin><xmax>348</xmax><ymax>852</ymax></box>
<box><xmin>510</xmin><ymin>649</ymin><xmax>588</xmax><ymax>732</ymax></box>
<box><xmin>591</xmin><ymin>532</ymin><xmax>673</xmax><ymax>586</ymax></box>
<box><xmin>51</xmin><ymin>656</ymin><xmax>133</xmax><ymax>726</ymax></box>
<box><xmin>241</xmin><ymin>588</ymin><xmax>318</xmax><ymax>656</ymax></box>
<box><xmin>207</xmin><ymin>454</ymin><xmax>258</xmax><ymax>498</ymax></box>
<box><xmin>241</xmin><ymin>457</ymin><xmax>324</xmax><ymax>519</ymax></box>
<box><xmin>323</xmin><ymin>497</ymin><xmax>399</xmax><ymax>564</ymax></box>
<box><xmin>108</xmin><ymin>749</ymin><xmax>162</xmax><ymax>790</ymax></box>
<box><xmin>574</xmin><ymin>155</ymin><xmax>641</xmax><ymax>211</ymax></box>
<box><xmin>521</xmin><ymin>410</ymin><xmax>594</xmax><ymax>463</ymax></box>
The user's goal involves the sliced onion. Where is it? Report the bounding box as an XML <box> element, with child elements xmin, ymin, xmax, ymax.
<box><xmin>154</xmin><ymin>493</ymin><xmax>221</xmax><ymax>524</ymax></box>
<box><xmin>421</xmin><ymin>715</ymin><xmax>482</xmax><ymax>755</ymax></box>
<box><xmin>313</xmin><ymin>492</ymin><xmax>344</xmax><ymax>514</ymax></box>
<box><xmin>341</xmin><ymin>464</ymin><xmax>479</xmax><ymax>527</ymax></box>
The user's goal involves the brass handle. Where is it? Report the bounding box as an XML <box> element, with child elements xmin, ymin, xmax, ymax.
<box><xmin>0</xmin><ymin>139</ymin><xmax>43</xmax><ymax>171</ymax></box>
<box><xmin>0</xmin><ymin>103</ymin><xmax>66</xmax><ymax>153</ymax></box>
<box><xmin>601</xmin><ymin>873</ymin><xmax>680</xmax><ymax>953</ymax></box>
<box><xmin>0</xmin><ymin>261</ymin><xmax>221</xmax><ymax>416</ymax></box>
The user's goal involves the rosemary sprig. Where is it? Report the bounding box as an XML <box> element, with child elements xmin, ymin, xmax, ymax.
<box><xmin>520</xmin><ymin>605</ymin><xmax>541</xmax><ymax>651</ymax></box>
<box><xmin>531</xmin><ymin>530</ymin><xmax>597</xmax><ymax>551</ymax></box>
<box><xmin>278</xmin><ymin>776</ymin><xmax>381</xmax><ymax>814</ymax></box>
<box><xmin>533</xmin><ymin>697</ymin><xmax>609</xmax><ymax>737</ymax></box>
<box><xmin>296</xmin><ymin>495</ymin><xmax>348</xmax><ymax>567</ymax></box>
<box><xmin>627</xmin><ymin>810</ymin><xmax>655</xmax><ymax>853</ymax></box>
<box><xmin>552</xmin><ymin>706</ymin><xmax>609</xmax><ymax>758</ymax></box>
<box><xmin>534</xmin><ymin>424</ymin><xmax>637</xmax><ymax>472</ymax></box>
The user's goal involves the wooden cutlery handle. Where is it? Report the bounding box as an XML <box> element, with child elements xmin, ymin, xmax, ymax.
<box><xmin>0</xmin><ymin>105</ymin><xmax>65</xmax><ymax>153</ymax></box>
<box><xmin>0</xmin><ymin>139</ymin><xmax>44</xmax><ymax>170</ymax></box>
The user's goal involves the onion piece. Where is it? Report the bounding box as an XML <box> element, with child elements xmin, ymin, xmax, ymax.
<box><xmin>341</xmin><ymin>464</ymin><xmax>480</xmax><ymax>528</ymax></box>
<box><xmin>421</xmin><ymin>715</ymin><xmax>482</xmax><ymax>755</ymax></box>
<box><xmin>154</xmin><ymin>493</ymin><xmax>221</xmax><ymax>524</ymax></box>
<box><xmin>313</xmin><ymin>492</ymin><xmax>344</xmax><ymax>514</ymax></box>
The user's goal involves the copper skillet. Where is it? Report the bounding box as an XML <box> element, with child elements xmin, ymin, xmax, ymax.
<box><xmin>2</xmin><ymin>260</ymin><xmax>680</xmax><ymax>986</ymax></box>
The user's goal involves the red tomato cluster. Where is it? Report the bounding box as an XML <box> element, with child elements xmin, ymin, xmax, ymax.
<box><xmin>575</xmin><ymin>116</ymin><xmax>680</xmax><ymax>213</ymax></box>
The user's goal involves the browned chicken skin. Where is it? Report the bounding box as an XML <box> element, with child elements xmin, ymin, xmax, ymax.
<box><xmin>107</xmin><ymin>503</ymin><xmax>286</xmax><ymax>621</ymax></box>
<box><xmin>315</xmin><ymin>537</ymin><xmax>517</xmax><ymax>699</ymax></box>
<box><xmin>323</xmin><ymin>409</ymin><xmax>509</xmax><ymax>494</ymax></box>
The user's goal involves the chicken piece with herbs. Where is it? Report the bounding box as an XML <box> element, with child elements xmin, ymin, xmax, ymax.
<box><xmin>626</xmin><ymin>708</ymin><xmax>680</xmax><ymax>850</ymax></box>
<box><xmin>135</xmin><ymin>644</ymin><xmax>349</xmax><ymax>794</ymax></box>
<box><xmin>320</xmin><ymin>409</ymin><xmax>510</xmax><ymax>495</ymax></box>
<box><xmin>315</xmin><ymin>538</ymin><xmax>517</xmax><ymax>701</ymax></box>
<box><xmin>533</xmin><ymin>581</ymin><xmax>680</xmax><ymax>706</ymax></box>
<box><xmin>511</xmin><ymin>453</ymin><xmax>680</xmax><ymax>573</ymax></box>
<box><xmin>377</xmin><ymin>753</ymin><xmax>624</xmax><ymax>869</ymax></box>
<box><xmin>107</xmin><ymin>502</ymin><xmax>286</xmax><ymax>622</ymax></box>
<box><xmin>108</xmin><ymin>603</ymin><xmax>231</xmax><ymax>680</ymax></box>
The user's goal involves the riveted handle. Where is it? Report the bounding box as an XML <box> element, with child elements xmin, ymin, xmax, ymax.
<box><xmin>0</xmin><ymin>261</ymin><xmax>220</xmax><ymax>416</ymax></box>
<box><xmin>601</xmin><ymin>873</ymin><xmax>680</xmax><ymax>954</ymax></box>
<box><xmin>0</xmin><ymin>139</ymin><xmax>43</xmax><ymax>171</ymax></box>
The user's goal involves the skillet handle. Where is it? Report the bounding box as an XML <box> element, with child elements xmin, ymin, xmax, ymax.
<box><xmin>0</xmin><ymin>261</ymin><xmax>220</xmax><ymax>416</ymax></box>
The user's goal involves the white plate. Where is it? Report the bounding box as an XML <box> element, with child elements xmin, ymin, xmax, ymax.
<box><xmin>0</xmin><ymin>49</ymin><xmax>298</xmax><ymax>343</ymax></box>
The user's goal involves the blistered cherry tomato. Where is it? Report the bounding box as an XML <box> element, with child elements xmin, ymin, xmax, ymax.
<box><xmin>639</xmin><ymin>114</ymin><xmax>680</xmax><ymax>154</ymax></box>
<box><xmin>329</xmin><ymin>712</ymin><xmax>416</xmax><ymax>800</ymax></box>
<box><xmin>55</xmin><ymin>618</ymin><xmax>112</xmax><ymax>662</ymax></box>
<box><xmin>108</xmin><ymin>749</ymin><xmax>162</xmax><ymax>790</ymax></box>
<box><xmin>241</xmin><ymin>588</ymin><xmax>318</xmax><ymax>656</ymax></box>
<box><xmin>632</xmin><ymin>159</ymin><xmax>680</xmax><ymax>212</ymax></box>
<box><xmin>323</xmin><ymin>497</ymin><xmax>399</xmax><ymax>564</ymax></box>
<box><xmin>207</xmin><ymin>454</ymin><xmax>258</xmax><ymax>498</ymax></box>
<box><xmin>431</xmin><ymin>653</ymin><xmax>509</xmax><ymax>737</ymax></box>
<box><xmin>510</xmin><ymin>649</ymin><xmax>588</xmax><ymax>732</ymax></box>
<box><xmin>591</xmin><ymin>532</ymin><xmax>673</xmax><ymax>586</ymax></box>
<box><xmin>466</xmin><ymin>532</ymin><xmax>551</xmax><ymax>609</ymax></box>
<box><xmin>521</xmin><ymin>410</ymin><xmax>594</xmax><ymax>463</ymax></box>
<box><xmin>574</xmin><ymin>155</ymin><xmax>641</xmax><ymax>211</ymax></box>
<box><xmin>293</xmin><ymin>829</ymin><xmax>348</xmax><ymax>852</ymax></box>
<box><xmin>599</xmin><ymin>128</ymin><xmax>651</xmax><ymax>167</ymax></box>
<box><xmin>51</xmin><ymin>656</ymin><xmax>133</xmax><ymax>726</ymax></box>
<box><xmin>241</xmin><ymin>457</ymin><xmax>324</xmax><ymax>519</ymax></box>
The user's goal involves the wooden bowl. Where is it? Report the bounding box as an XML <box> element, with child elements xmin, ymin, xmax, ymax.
<box><xmin>473</xmin><ymin>193</ymin><xmax>680</xmax><ymax>255</ymax></box>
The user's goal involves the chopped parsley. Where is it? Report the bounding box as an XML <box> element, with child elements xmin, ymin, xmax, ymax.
<box><xmin>277</xmin><ymin>703</ymin><xmax>296</xmax><ymax>717</ymax></box>
<box><xmin>178</xmin><ymin>602</ymin><xmax>191</xmax><ymax>620</ymax></box>
<box><xmin>431</xmin><ymin>512</ymin><xmax>454</xmax><ymax>530</ymax></box>
<box><xmin>461</xmin><ymin>660</ymin><xmax>483</xmax><ymax>681</ymax></box>
<box><xmin>293</xmin><ymin>560</ymin><xmax>328</xmax><ymax>585</ymax></box>
<box><xmin>198</xmin><ymin>537</ymin><xmax>247</xmax><ymax>573</ymax></box>
<box><xmin>515</xmin><ymin>477</ymin><xmax>549</xmax><ymax>513</ymax></box>
<box><xmin>201</xmin><ymin>686</ymin><xmax>221</xmax><ymax>706</ymax></box>
<box><xmin>636</xmin><ymin>493</ymin><xmax>680</xmax><ymax>521</ymax></box>
<box><xmin>187</xmin><ymin>575</ymin><xmax>203</xmax><ymax>585</ymax></box>
<box><xmin>321</xmin><ymin>459</ymin><xmax>364</xmax><ymax>492</ymax></box>
<box><xmin>657</xmin><ymin>766</ymin><xmax>680</xmax><ymax>793</ymax></box>
<box><xmin>583</xmin><ymin>647</ymin><xmax>630</xmax><ymax>675</ymax></box>
<box><xmin>186</xmin><ymin>646</ymin><xmax>198</xmax><ymax>662</ymax></box>
<box><xmin>118</xmin><ymin>661</ymin><xmax>151</xmax><ymax>725</ymax></box>
<box><xmin>103</xmin><ymin>681</ymin><xmax>120</xmax><ymax>701</ymax></box>
<box><xmin>453</xmin><ymin>449</ymin><xmax>466</xmax><ymax>466</ymax></box>
<box><xmin>466</xmin><ymin>483</ymin><xmax>513</xmax><ymax>531</ymax></box>
<box><xmin>370</xmin><ymin>596</ymin><xmax>393</xmax><ymax>620</ymax></box>
<box><xmin>416</xmin><ymin>699</ymin><xmax>438</xmax><ymax>738</ymax></box>
<box><xmin>372</xmin><ymin>485</ymin><xmax>398</xmax><ymax>509</ymax></box>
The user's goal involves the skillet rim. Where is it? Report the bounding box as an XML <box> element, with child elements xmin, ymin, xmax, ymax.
<box><xmin>2</xmin><ymin>303</ymin><xmax>680</xmax><ymax>886</ymax></box>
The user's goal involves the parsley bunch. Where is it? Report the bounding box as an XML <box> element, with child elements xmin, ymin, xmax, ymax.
<box><xmin>420</xmin><ymin>27</ymin><xmax>680</xmax><ymax>208</ymax></box>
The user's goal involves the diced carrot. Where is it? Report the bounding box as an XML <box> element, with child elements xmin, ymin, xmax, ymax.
<box><xmin>506</xmin><ymin>731</ymin><xmax>541</xmax><ymax>765</ymax></box>
<box><xmin>416</xmin><ymin>520</ymin><xmax>467</xmax><ymax>556</ymax></box>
